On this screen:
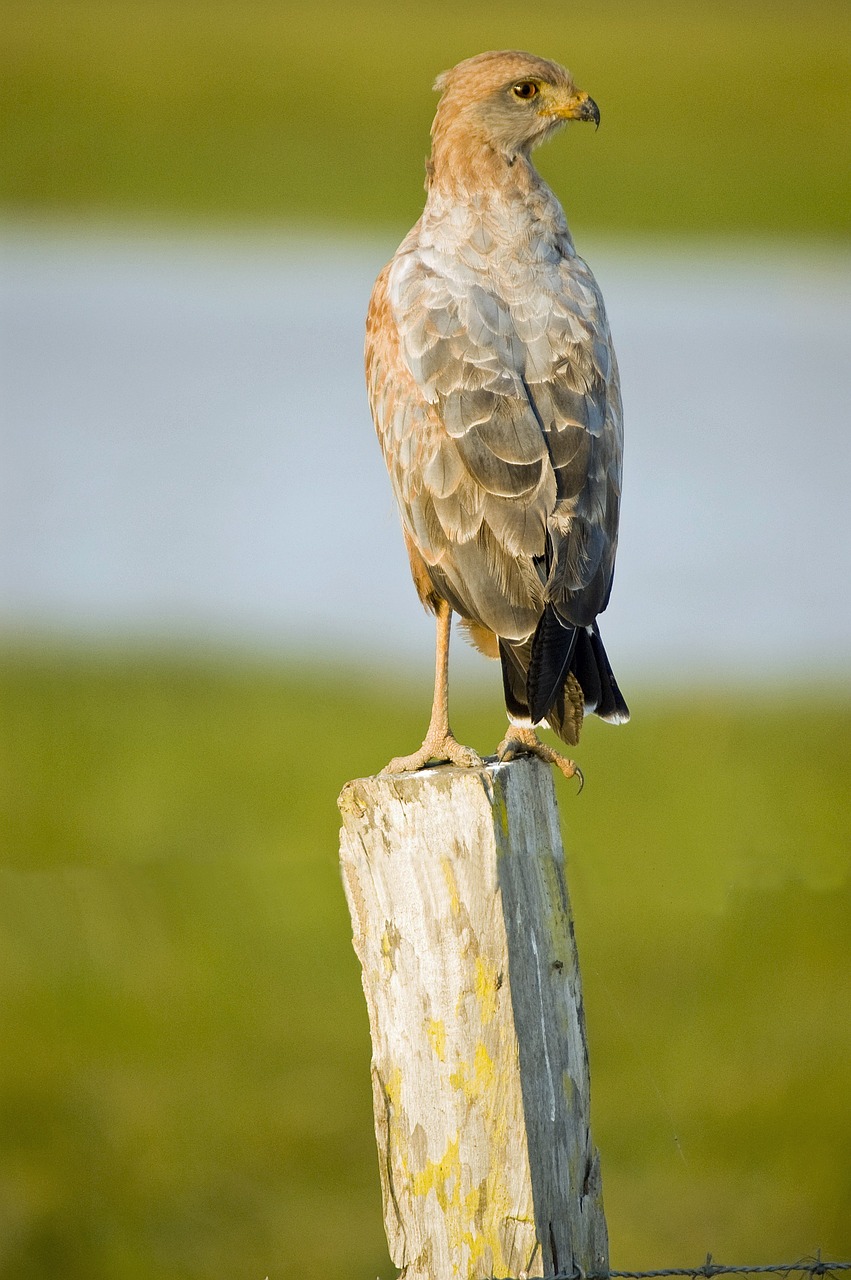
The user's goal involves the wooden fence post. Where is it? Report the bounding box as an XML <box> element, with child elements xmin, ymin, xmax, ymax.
<box><xmin>338</xmin><ymin>756</ymin><xmax>608</xmax><ymax>1280</ymax></box>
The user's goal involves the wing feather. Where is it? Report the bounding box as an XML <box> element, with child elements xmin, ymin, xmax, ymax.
<box><xmin>366</xmin><ymin>234</ymin><xmax>623</xmax><ymax>640</ymax></box>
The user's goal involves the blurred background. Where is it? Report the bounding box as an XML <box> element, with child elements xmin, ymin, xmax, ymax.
<box><xmin>1</xmin><ymin>2</ymin><xmax>850</xmax><ymax>1277</ymax></box>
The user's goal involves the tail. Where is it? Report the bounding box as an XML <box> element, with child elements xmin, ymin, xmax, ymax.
<box><xmin>500</xmin><ymin>605</ymin><xmax>629</xmax><ymax>747</ymax></box>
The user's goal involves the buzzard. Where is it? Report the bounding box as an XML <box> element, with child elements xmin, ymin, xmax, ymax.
<box><xmin>365</xmin><ymin>50</ymin><xmax>629</xmax><ymax>783</ymax></box>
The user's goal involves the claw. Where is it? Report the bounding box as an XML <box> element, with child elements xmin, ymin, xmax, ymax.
<box><xmin>495</xmin><ymin>726</ymin><xmax>584</xmax><ymax>792</ymax></box>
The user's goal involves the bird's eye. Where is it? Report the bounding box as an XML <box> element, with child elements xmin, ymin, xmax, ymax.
<box><xmin>511</xmin><ymin>81</ymin><xmax>539</xmax><ymax>101</ymax></box>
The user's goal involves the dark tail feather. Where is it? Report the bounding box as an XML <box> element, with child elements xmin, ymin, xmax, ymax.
<box><xmin>527</xmin><ymin>604</ymin><xmax>578</xmax><ymax>726</ymax></box>
<box><xmin>570</xmin><ymin>626</ymin><xmax>602</xmax><ymax>713</ymax></box>
<box><xmin>526</xmin><ymin>610</ymin><xmax>629</xmax><ymax>733</ymax></box>
<box><xmin>588</xmin><ymin>622</ymin><xmax>630</xmax><ymax>723</ymax></box>
<box><xmin>501</xmin><ymin>635</ymin><xmax>583</xmax><ymax>744</ymax></box>
<box><xmin>500</xmin><ymin>619</ymin><xmax>627</xmax><ymax>748</ymax></box>
<box><xmin>499</xmin><ymin>641</ymin><xmax>530</xmax><ymax>722</ymax></box>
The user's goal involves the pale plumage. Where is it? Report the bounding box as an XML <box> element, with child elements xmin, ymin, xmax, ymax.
<box><xmin>366</xmin><ymin>51</ymin><xmax>629</xmax><ymax>780</ymax></box>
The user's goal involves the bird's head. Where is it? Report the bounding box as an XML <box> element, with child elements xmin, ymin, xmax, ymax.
<box><xmin>431</xmin><ymin>50</ymin><xmax>599</xmax><ymax>166</ymax></box>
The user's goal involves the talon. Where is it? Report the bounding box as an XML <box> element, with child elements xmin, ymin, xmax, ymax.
<box><xmin>495</xmin><ymin>726</ymin><xmax>584</xmax><ymax>791</ymax></box>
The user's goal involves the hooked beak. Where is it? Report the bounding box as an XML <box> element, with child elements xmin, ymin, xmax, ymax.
<box><xmin>542</xmin><ymin>89</ymin><xmax>601</xmax><ymax>129</ymax></box>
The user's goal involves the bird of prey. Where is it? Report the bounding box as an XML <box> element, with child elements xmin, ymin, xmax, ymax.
<box><xmin>365</xmin><ymin>50</ymin><xmax>629</xmax><ymax>783</ymax></box>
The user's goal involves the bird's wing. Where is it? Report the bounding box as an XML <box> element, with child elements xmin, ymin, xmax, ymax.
<box><xmin>520</xmin><ymin>248</ymin><xmax>624</xmax><ymax>626</ymax></box>
<box><xmin>366</xmin><ymin>242</ymin><xmax>621</xmax><ymax>640</ymax></box>
<box><xmin>367</xmin><ymin>253</ymin><xmax>549</xmax><ymax>640</ymax></box>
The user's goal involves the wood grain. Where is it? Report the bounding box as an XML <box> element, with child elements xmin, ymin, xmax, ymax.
<box><xmin>339</xmin><ymin>757</ymin><xmax>607</xmax><ymax>1279</ymax></box>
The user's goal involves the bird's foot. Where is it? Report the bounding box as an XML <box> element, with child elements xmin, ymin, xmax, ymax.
<box><xmin>383</xmin><ymin>730</ymin><xmax>482</xmax><ymax>775</ymax></box>
<box><xmin>496</xmin><ymin>726</ymin><xmax>584</xmax><ymax>792</ymax></box>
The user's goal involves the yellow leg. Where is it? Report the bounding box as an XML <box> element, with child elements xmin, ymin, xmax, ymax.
<box><xmin>496</xmin><ymin>725</ymin><xmax>584</xmax><ymax>791</ymax></box>
<box><xmin>384</xmin><ymin>601</ymin><xmax>482</xmax><ymax>774</ymax></box>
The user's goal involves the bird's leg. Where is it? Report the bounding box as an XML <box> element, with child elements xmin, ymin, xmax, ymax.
<box><xmin>383</xmin><ymin>601</ymin><xmax>482</xmax><ymax>773</ymax></box>
<box><xmin>496</xmin><ymin>724</ymin><xmax>584</xmax><ymax>791</ymax></box>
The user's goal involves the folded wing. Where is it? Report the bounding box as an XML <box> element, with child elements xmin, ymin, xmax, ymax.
<box><xmin>365</xmin><ymin>238</ymin><xmax>623</xmax><ymax>668</ymax></box>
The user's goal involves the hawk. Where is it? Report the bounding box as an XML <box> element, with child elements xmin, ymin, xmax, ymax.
<box><xmin>365</xmin><ymin>50</ymin><xmax>629</xmax><ymax>784</ymax></box>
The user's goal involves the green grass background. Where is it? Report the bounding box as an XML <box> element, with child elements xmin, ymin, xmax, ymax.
<box><xmin>0</xmin><ymin>651</ymin><xmax>849</xmax><ymax>1278</ymax></box>
<box><xmin>3</xmin><ymin>0</ymin><xmax>850</xmax><ymax>236</ymax></box>
<box><xmin>2</xmin><ymin>0</ymin><xmax>851</xmax><ymax>1274</ymax></box>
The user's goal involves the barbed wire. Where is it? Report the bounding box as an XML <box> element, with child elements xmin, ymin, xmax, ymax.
<box><xmin>555</xmin><ymin>1257</ymin><xmax>851</xmax><ymax>1280</ymax></box>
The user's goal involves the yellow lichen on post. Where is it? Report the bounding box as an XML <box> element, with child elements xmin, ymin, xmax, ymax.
<box><xmin>427</xmin><ymin>1018</ymin><xmax>448</xmax><ymax>1062</ymax></box>
<box><xmin>338</xmin><ymin>758</ymin><xmax>608</xmax><ymax>1280</ymax></box>
<box><xmin>474</xmin><ymin>954</ymin><xmax>500</xmax><ymax>1025</ymax></box>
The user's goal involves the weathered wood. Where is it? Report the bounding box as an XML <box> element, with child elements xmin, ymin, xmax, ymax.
<box><xmin>338</xmin><ymin>757</ymin><xmax>607</xmax><ymax>1280</ymax></box>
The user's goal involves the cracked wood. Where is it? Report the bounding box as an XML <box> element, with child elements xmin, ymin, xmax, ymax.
<box><xmin>338</xmin><ymin>756</ymin><xmax>608</xmax><ymax>1280</ymax></box>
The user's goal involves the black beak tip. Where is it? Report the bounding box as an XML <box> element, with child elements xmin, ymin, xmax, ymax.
<box><xmin>585</xmin><ymin>96</ymin><xmax>601</xmax><ymax>129</ymax></box>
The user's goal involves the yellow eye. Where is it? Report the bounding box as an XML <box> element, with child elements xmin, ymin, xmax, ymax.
<box><xmin>511</xmin><ymin>81</ymin><xmax>539</xmax><ymax>101</ymax></box>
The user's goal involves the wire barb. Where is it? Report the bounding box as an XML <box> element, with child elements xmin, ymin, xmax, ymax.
<box><xmin>546</xmin><ymin>1259</ymin><xmax>851</xmax><ymax>1280</ymax></box>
